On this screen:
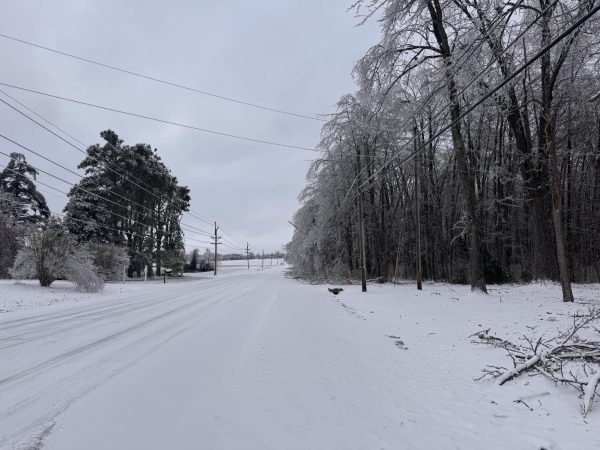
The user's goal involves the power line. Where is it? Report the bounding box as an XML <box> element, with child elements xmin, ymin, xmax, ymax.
<box><xmin>0</xmin><ymin>193</ymin><xmax>214</xmax><ymax>248</ymax></box>
<box><xmin>0</xmin><ymin>93</ymin><xmax>217</xmax><ymax>233</ymax></box>
<box><xmin>0</xmin><ymin>81</ymin><xmax>318</xmax><ymax>152</ymax></box>
<box><xmin>0</xmin><ymin>90</ymin><xmax>217</xmax><ymax>230</ymax></box>
<box><xmin>219</xmin><ymin>226</ymin><xmax>247</xmax><ymax>248</ymax></box>
<box><xmin>0</xmin><ymin>32</ymin><xmax>327</xmax><ymax>122</ymax></box>
<box><xmin>0</xmin><ymin>91</ymin><xmax>176</xmax><ymax>200</ymax></box>
<box><xmin>0</xmin><ymin>139</ymin><xmax>214</xmax><ymax>239</ymax></box>
<box><xmin>0</xmin><ymin>116</ymin><xmax>244</xmax><ymax>242</ymax></box>
<box><xmin>0</xmin><ymin>161</ymin><xmax>212</xmax><ymax>241</ymax></box>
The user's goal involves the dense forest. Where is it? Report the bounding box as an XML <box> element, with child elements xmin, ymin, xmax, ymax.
<box><xmin>287</xmin><ymin>0</ymin><xmax>600</xmax><ymax>300</ymax></box>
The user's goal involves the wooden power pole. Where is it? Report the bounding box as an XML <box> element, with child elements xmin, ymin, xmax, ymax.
<box><xmin>356</xmin><ymin>147</ymin><xmax>367</xmax><ymax>293</ymax></box>
<box><xmin>414</xmin><ymin>127</ymin><xmax>423</xmax><ymax>290</ymax></box>
<box><xmin>213</xmin><ymin>222</ymin><xmax>221</xmax><ymax>276</ymax></box>
<box><xmin>246</xmin><ymin>242</ymin><xmax>250</xmax><ymax>269</ymax></box>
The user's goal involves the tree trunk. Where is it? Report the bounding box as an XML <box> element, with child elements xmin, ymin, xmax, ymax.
<box><xmin>427</xmin><ymin>0</ymin><xmax>487</xmax><ymax>292</ymax></box>
<box><xmin>540</xmin><ymin>0</ymin><xmax>574</xmax><ymax>302</ymax></box>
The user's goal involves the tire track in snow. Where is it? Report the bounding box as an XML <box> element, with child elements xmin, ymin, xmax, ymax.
<box><xmin>0</xmin><ymin>278</ymin><xmax>237</xmax><ymax>351</ymax></box>
<box><xmin>0</xmin><ymin>272</ymin><xmax>262</xmax><ymax>449</ymax></box>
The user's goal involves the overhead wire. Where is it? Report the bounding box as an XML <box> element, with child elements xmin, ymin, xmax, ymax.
<box><xmin>0</xmin><ymin>125</ymin><xmax>248</xmax><ymax>246</ymax></box>
<box><xmin>0</xmin><ymin>32</ymin><xmax>327</xmax><ymax>122</ymax></box>
<box><xmin>0</xmin><ymin>161</ymin><xmax>213</xmax><ymax>240</ymax></box>
<box><xmin>0</xmin><ymin>142</ymin><xmax>215</xmax><ymax>239</ymax></box>
<box><xmin>0</xmin><ymin>93</ymin><xmax>216</xmax><ymax>234</ymax></box>
<box><xmin>0</xmin><ymin>193</ymin><xmax>215</xmax><ymax>247</ymax></box>
<box><xmin>0</xmin><ymin>81</ymin><xmax>318</xmax><ymax>152</ymax></box>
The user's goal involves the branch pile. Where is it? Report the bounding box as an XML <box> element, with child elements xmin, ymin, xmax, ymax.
<box><xmin>473</xmin><ymin>307</ymin><xmax>600</xmax><ymax>417</ymax></box>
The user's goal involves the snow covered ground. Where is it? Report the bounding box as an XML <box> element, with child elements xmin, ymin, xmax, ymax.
<box><xmin>0</xmin><ymin>279</ymin><xmax>155</xmax><ymax>314</ymax></box>
<box><xmin>1</xmin><ymin>267</ymin><xmax>599</xmax><ymax>449</ymax></box>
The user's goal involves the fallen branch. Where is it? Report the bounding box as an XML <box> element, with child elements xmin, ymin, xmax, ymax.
<box><xmin>473</xmin><ymin>307</ymin><xmax>600</xmax><ymax>416</ymax></box>
<box><xmin>582</xmin><ymin>370</ymin><xmax>600</xmax><ymax>417</ymax></box>
<box><xmin>498</xmin><ymin>352</ymin><xmax>546</xmax><ymax>385</ymax></box>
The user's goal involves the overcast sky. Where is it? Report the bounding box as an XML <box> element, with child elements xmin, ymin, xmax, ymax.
<box><xmin>0</xmin><ymin>0</ymin><xmax>380</xmax><ymax>254</ymax></box>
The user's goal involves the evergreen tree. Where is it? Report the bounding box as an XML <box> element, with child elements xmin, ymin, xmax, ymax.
<box><xmin>0</xmin><ymin>152</ymin><xmax>50</xmax><ymax>224</ymax></box>
<box><xmin>64</xmin><ymin>130</ymin><xmax>190</xmax><ymax>277</ymax></box>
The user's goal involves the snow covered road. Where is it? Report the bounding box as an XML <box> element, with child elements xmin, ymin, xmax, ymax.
<box><xmin>0</xmin><ymin>269</ymin><xmax>267</xmax><ymax>449</ymax></box>
<box><xmin>1</xmin><ymin>268</ymin><xmax>599</xmax><ymax>449</ymax></box>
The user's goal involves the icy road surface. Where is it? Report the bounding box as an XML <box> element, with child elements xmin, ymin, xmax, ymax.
<box><xmin>1</xmin><ymin>266</ymin><xmax>599</xmax><ymax>449</ymax></box>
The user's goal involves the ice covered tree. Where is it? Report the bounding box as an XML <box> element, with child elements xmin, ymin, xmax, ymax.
<box><xmin>0</xmin><ymin>193</ymin><xmax>25</xmax><ymax>278</ymax></box>
<box><xmin>287</xmin><ymin>0</ymin><xmax>600</xmax><ymax>293</ymax></box>
<box><xmin>10</xmin><ymin>218</ymin><xmax>103</xmax><ymax>292</ymax></box>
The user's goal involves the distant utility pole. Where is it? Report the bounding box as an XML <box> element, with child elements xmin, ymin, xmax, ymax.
<box><xmin>414</xmin><ymin>127</ymin><xmax>422</xmax><ymax>291</ymax></box>
<box><xmin>213</xmin><ymin>222</ymin><xmax>221</xmax><ymax>276</ymax></box>
<box><xmin>246</xmin><ymin>242</ymin><xmax>250</xmax><ymax>269</ymax></box>
<box><xmin>262</xmin><ymin>249</ymin><xmax>264</xmax><ymax>269</ymax></box>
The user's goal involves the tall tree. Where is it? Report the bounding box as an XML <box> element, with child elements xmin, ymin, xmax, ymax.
<box><xmin>64</xmin><ymin>130</ymin><xmax>190</xmax><ymax>277</ymax></box>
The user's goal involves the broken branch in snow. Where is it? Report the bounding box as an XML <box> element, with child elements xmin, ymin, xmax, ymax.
<box><xmin>582</xmin><ymin>370</ymin><xmax>600</xmax><ymax>417</ymax></box>
<box><xmin>473</xmin><ymin>307</ymin><xmax>600</xmax><ymax>416</ymax></box>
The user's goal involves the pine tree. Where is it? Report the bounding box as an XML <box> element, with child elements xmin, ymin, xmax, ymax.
<box><xmin>0</xmin><ymin>152</ymin><xmax>50</xmax><ymax>223</ymax></box>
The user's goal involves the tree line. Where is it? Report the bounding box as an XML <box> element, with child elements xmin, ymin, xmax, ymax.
<box><xmin>287</xmin><ymin>0</ymin><xmax>600</xmax><ymax>300</ymax></box>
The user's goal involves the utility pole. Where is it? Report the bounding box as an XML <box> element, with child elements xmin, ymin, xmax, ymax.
<box><xmin>212</xmin><ymin>222</ymin><xmax>221</xmax><ymax>276</ymax></box>
<box><xmin>414</xmin><ymin>127</ymin><xmax>423</xmax><ymax>290</ymax></box>
<box><xmin>246</xmin><ymin>242</ymin><xmax>250</xmax><ymax>269</ymax></box>
<box><xmin>262</xmin><ymin>249</ymin><xmax>264</xmax><ymax>269</ymax></box>
<box><xmin>356</xmin><ymin>146</ymin><xmax>367</xmax><ymax>293</ymax></box>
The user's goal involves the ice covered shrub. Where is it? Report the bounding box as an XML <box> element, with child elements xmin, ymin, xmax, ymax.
<box><xmin>65</xmin><ymin>249</ymin><xmax>104</xmax><ymax>292</ymax></box>
<box><xmin>9</xmin><ymin>218</ymin><xmax>104</xmax><ymax>292</ymax></box>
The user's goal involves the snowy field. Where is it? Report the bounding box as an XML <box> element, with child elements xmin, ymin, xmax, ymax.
<box><xmin>1</xmin><ymin>267</ymin><xmax>599</xmax><ymax>449</ymax></box>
